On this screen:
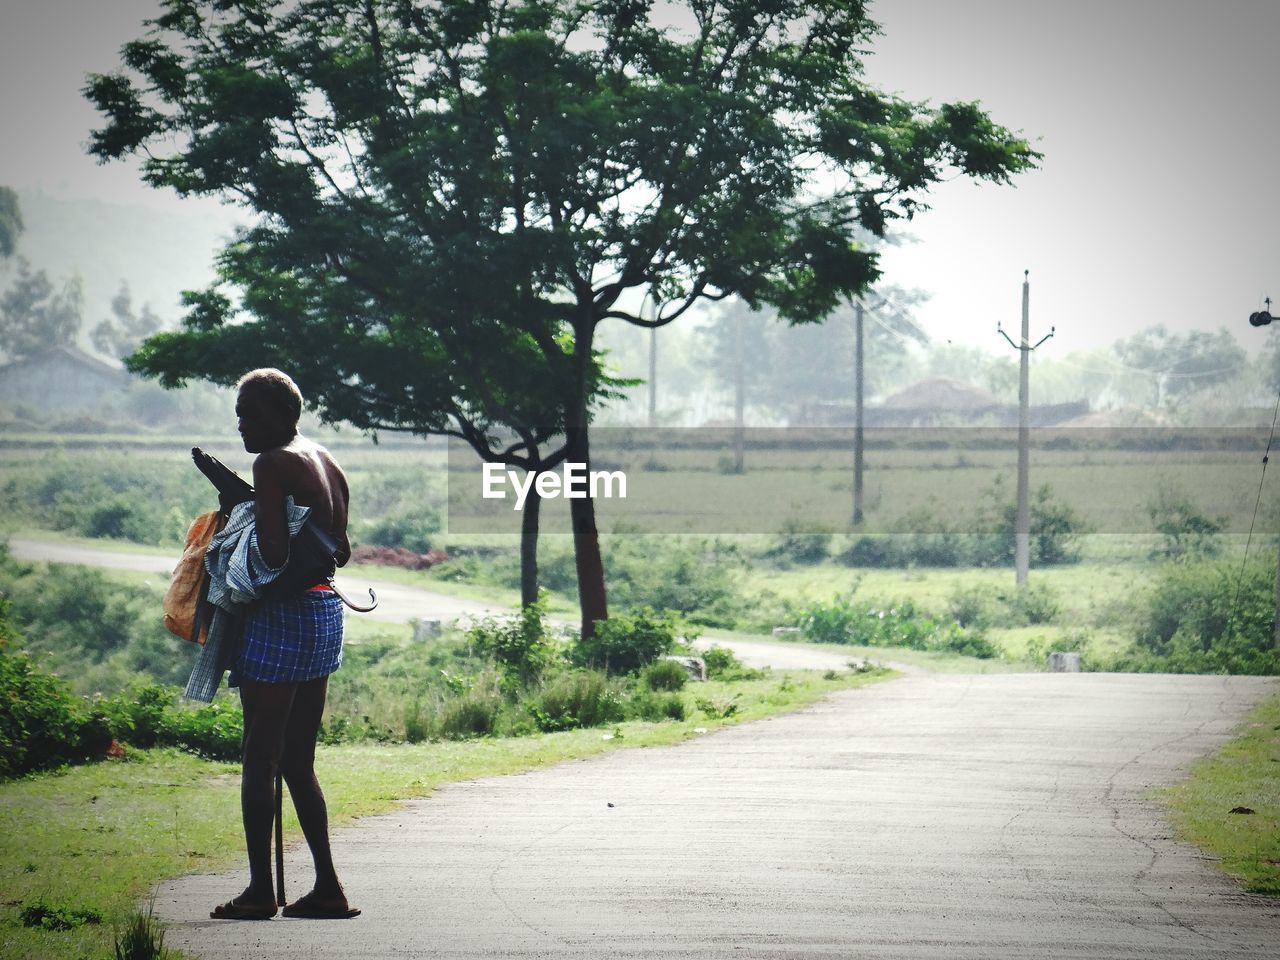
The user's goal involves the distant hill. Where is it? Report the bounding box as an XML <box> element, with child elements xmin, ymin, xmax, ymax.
<box><xmin>8</xmin><ymin>188</ymin><xmax>242</xmax><ymax>354</ymax></box>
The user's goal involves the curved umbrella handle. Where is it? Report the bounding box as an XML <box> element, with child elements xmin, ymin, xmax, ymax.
<box><xmin>328</xmin><ymin>580</ymin><xmax>379</xmax><ymax>613</ymax></box>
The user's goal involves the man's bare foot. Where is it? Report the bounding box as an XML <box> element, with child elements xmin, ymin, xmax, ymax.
<box><xmin>209</xmin><ymin>890</ymin><xmax>277</xmax><ymax>920</ymax></box>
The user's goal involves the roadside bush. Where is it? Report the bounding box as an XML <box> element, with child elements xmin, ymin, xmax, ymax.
<box><xmin>604</xmin><ymin>538</ymin><xmax>743</xmax><ymax>627</ymax></box>
<box><xmin>1146</xmin><ymin>483</ymin><xmax>1226</xmax><ymax>560</ymax></box>
<box><xmin>837</xmin><ymin>483</ymin><xmax>1086</xmax><ymax>568</ymax></box>
<box><xmin>0</xmin><ymin>635</ymin><xmax>113</xmax><ymax>779</ymax></box>
<box><xmin>628</xmin><ymin>688</ymin><xmax>686</xmax><ymax>722</ymax></box>
<box><xmin>467</xmin><ymin>601</ymin><xmax>554</xmax><ymax>691</ymax></box>
<box><xmin>798</xmin><ymin>594</ymin><xmax>996</xmax><ymax>658</ymax></box>
<box><xmin>527</xmin><ymin>670</ymin><xmax>625</xmax><ymax>732</ymax></box>
<box><xmin>571</xmin><ymin>608</ymin><xmax>677</xmax><ymax>675</ymax></box>
<box><xmin>764</xmin><ymin>521</ymin><xmax>832</xmax><ymax>567</ymax></box>
<box><xmin>357</xmin><ymin>509</ymin><xmax>441</xmax><ymax>553</ymax></box>
<box><xmin>1117</xmin><ymin>558</ymin><xmax>1280</xmax><ymax>674</ymax></box>
<box><xmin>700</xmin><ymin>644</ymin><xmax>765</xmax><ymax>681</ymax></box>
<box><xmin>436</xmin><ymin>684</ymin><xmax>504</xmax><ymax>740</ymax></box>
<box><xmin>1005</xmin><ymin>582</ymin><xmax>1061</xmax><ymax>625</ymax></box>
<box><xmin>946</xmin><ymin>584</ymin><xmax>1001</xmax><ymax>628</ymax></box>
<box><xmin>642</xmin><ymin>658</ymin><xmax>689</xmax><ymax>691</ymax></box>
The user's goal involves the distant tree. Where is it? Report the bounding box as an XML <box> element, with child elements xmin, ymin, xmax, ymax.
<box><xmin>88</xmin><ymin>0</ymin><xmax>1038</xmax><ymax>636</ymax></box>
<box><xmin>0</xmin><ymin>259</ymin><xmax>83</xmax><ymax>362</ymax></box>
<box><xmin>91</xmin><ymin>282</ymin><xmax>166</xmax><ymax>359</ymax></box>
<box><xmin>1115</xmin><ymin>325</ymin><xmax>1246</xmax><ymax>409</ymax></box>
<box><xmin>703</xmin><ymin>286</ymin><xmax>927</xmax><ymax>418</ymax></box>
<box><xmin>0</xmin><ymin>187</ymin><xmax>22</xmax><ymax>261</ymax></box>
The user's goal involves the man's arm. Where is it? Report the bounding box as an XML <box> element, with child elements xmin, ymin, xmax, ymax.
<box><xmin>252</xmin><ymin>453</ymin><xmax>290</xmax><ymax>569</ymax></box>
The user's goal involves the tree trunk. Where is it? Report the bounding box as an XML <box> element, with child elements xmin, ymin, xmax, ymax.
<box><xmin>520</xmin><ymin>482</ymin><xmax>541</xmax><ymax>609</ymax></box>
<box><xmin>568</xmin><ymin>311</ymin><xmax>607</xmax><ymax>640</ymax></box>
<box><xmin>568</xmin><ymin>426</ymin><xmax>607</xmax><ymax>639</ymax></box>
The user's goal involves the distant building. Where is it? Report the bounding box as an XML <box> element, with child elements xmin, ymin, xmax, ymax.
<box><xmin>0</xmin><ymin>346</ymin><xmax>131</xmax><ymax>414</ymax></box>
<box><xmin>799</xmin><ymin>377</ymin><xmax>1088</xmax><ymax>427</ymax></box>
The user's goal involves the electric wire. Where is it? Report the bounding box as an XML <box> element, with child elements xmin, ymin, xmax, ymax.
<box><xmin>1227</xmin><ymin>386</ymin><xmax>1280</xmax><ymax>643</ymax></box>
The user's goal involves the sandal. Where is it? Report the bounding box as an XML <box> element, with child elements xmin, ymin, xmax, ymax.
<box><xmin>282</xmin><ymin>890</ymin><xmax>361</xmax><ymax>920</ymax></box>
<box><xmin>209</xmin><ymin>898</ymin><xmax>277</xmax><ymax>920</ymax></box>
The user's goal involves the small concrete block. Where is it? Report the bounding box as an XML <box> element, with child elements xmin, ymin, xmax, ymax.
<box><xmin>661</xmin><ymin>655</ymin><xmax>707</xmax><ymax>681</ymax></box>
<box><xmin>771</xmin><ymin>627</ymin><xmax>802</xmax><ymax>638</ymax></box>
<box><xmin>412</xmin><ymin>619</ymin><xmax>443</xmax><ymax>643</ymax></box>
<box><xmin>1048</xmin><ymin>651</ymin><xmax>1081</xmax><ymax>673</ymax></box>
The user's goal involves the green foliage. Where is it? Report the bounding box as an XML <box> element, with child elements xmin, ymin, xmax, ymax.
<box><xmin>527</xmin><ymin>670</ymin><xmax>625</xmax><ymax>732</ymax></box>
<box><xmin>19</xmin><ymin>900</ymin><xmax>104</xmax><ymax>932</ymax></box>
<box><xmin>642</xmin><ymin>658</ymin><xmax>689</xmax><ymax>692</ymax></box>
<box><xmin>113</xmin><ymin>903</ymin><xmax>168</xmax><ymax>960</ymax></box>
<box><xmin>0</xmin><ymin>452</ymin><xmax>210</xmax><ymax>547</ymax></box>
<box><xmin>838</xmin><ymin>481</ymin><xmax>1086</xmax><ymax>568</ymax></box>
<box><xmin>357</xmin><ymin>510</ymin><xmax>441</xmax><ymax>553</ymax></box>
<box><xmin>1147</xmin><ymin>483</ymin><xmax>1226</xmax><ymax>560</ymax></box>
<box><xmin>0</xmin><ymin>635</ymin><xmax>113</xmax><ymax>779</ymax></box>
<box><xmin>435</xmin><ymin>685</ymin><xmax>504</xmax><ymax>741</ymax></box>
<box><xmin>764</xmin><ymin>519</ymin><xmax>833</xmax><ymax>567</ymax></box>
<box><xmin>1115</xmin><ymin>558</ymin><xmax>1280</xmax><ymax>675</ymax></box>
<box><xmin>628</xmin><ymin>688</ymin><xmax>686</xmax><ymax>723</ymax></box>
<box><xmin>700</xmin><ymin>645</ymin><xmax>765</xmax><ymax>681</ymax></box>
<box><xmin>604</xmin><ymin>538</ymin><xmax>744</xmax><ymax>626</ymax></box>
<box><xmin>798</xmin><ymin>594</ymin><xmax>997</xmax><ymax>658</ymax></box>
<box><xmin>466</xmin><ymin>600</ymin><xmax>554</xmax><ymax>691</ymax></box>
<box><xmin>571</xmin><ymin>608</ymin><xmax>677</xmax><ymax>676</ymax></box>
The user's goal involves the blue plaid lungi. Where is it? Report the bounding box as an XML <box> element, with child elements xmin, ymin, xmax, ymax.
<box><xmin>231</xmin><ymin>589</ymin><xmax>344</xmax><ymax>685</ymax></box>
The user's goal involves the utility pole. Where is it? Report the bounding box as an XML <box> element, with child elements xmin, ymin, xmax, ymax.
<box><xmin>853</xmin><ymin>299</ymin><xmax>865</xmax><ymax>525</ymax></box>
<box><xmin>733</xmin><ymin>305</ymin><xmax>745</xmax><ymax>473</ymax></box>
<box><xmin>998</xmin><ymin>271</ymin><xmax>1054</xmax><ymax>586</ymax></box>
<box><xmin>647</xmin><ymin>326</ymin><xmax>657</xmax><ymax>428</ymax></box>
<box><xmin>1245</xmin><ymin>296</ymin><xmax>1280</xmax><ymax>650</ymax></box>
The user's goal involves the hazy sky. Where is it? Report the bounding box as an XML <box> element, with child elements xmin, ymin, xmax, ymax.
<box><xmin>2</xmin><ymin>0</ymin><xmax>1277</xmax><ymax>355</ymax></box>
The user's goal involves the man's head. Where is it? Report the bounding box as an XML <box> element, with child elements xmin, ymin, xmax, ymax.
<box><xmin>236</xmin><ymin>368</ymin><xmax>303</xmax><ymax>453</ymax></box>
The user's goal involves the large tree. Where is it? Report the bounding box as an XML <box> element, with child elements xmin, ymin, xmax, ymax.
<box><xmin>88</xmin><ymin>0</ymin><xmax>1037</xmax><ymax>636</ymax></box>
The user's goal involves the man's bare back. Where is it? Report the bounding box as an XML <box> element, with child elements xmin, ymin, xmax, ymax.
<box><xmin>236</xmin><ymin>388</ymin><xmax>350</xmax><ymax>570</ymax></box>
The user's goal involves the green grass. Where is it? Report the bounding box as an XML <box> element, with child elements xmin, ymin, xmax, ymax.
<box><xmin>1161</xmin><ymin>691</ymin><xmax>1280</xmax><ymax>895</ymax></box>
<box><xmin>0</xmin><ymin>666</ymin><xmax>894</xmax><ymax>960</ymax></box>
<box><xmin>701</xmin><ymin>630</ymin><xmax>1031</xmax><ymax>674</ymax></box>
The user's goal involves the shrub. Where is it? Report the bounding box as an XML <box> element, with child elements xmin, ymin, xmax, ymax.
<box><xmin>1146</xmin><ymin>483</ymin><xmax>1226</xmax><ymax>560</ymax></box>
<box><xmin>700</xmin><ymin>644</ymin><xmax>765</xmax><ymax>681</ymax></box>
<box><xmin>527</xmin><ymin>670</ymin><xmax>625</xmax><ymax>732</ymax></box>
<box><xmin>797</xmin><ymin>594</ymin><xmax>996</xmax><ymax>658</ymax></box>
<box><xmin>628</xmin><ymin>688</ymin><xmax>686</xmax><ymax>722</ymax></box>
<box><xmin>20</xmin><ymin>900</ymin><xmax>104</xmax><ymax>931</ymax></box>
<box><xmin>113</xmin><ymin>903</ymin><xmax>168</xmax><ymax>960</ymax></box>
<box><xmin>571</xmin><ymin>608</ymin><xmax>677</xmax><ymax>675</ymax></box>
<box><xmin>947</xmin><ymin>584</ymin><xmax>1001</xmax><ymax>628</ymax></box>
<box><xmin>1004</xmin><ymin>582</ymin><xmax>1061</xmax><ymax>625</ymax></box>
<box><xmin>1119</xmin><ymin>558</ymin><xmax>1280</xmax><ymax>674</ymax></box>
<box><xmin>642</xmin><ymin>658</ymin><xmax>689</xmax><ymax>691</ymax></box>
<box><xmin>467</xmin><ymin>600</ymin><xmax>554</xmax><ymax>690</ymax></box>
<box><xmin>0</xmin><ymin>615</ymin><xmax>113</xmax><ymax>779</ymax></box>
<box><xmin>604</xmin><ymin>538</ymin><xmax>743</xmax><ymax>627</ymax></box>
<box><xmin>357</xmin><ymin>510</ymin><xmax>441</xmax><ymax>553</ymax></box>
<box><xmin>436</xmin><ymin>687</ymin><xmax>503</xmax><ymax>740</ymax></box>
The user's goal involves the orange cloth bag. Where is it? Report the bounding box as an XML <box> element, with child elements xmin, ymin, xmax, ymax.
<box><xmin>163</xmin><ymin>510</ymin><xmax>221</xmax><ymax>645</ymax></box>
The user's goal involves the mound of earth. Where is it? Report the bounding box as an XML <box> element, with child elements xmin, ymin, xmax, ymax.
<box><xmin>350</xmin><ymin>545</ymin><xmax>449</xmax><ymax>570</ymax></box>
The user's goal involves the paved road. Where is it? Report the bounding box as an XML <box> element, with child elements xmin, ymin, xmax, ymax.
<box><xmin>151</xmin><ymin>672</ymin><xmax>1279</xmax><ymax>959</ymax></box>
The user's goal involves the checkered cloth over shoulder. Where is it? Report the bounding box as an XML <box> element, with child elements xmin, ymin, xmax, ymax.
<box><xmin>232</xmin><ymin>590</ymin><xmax>344</xmax><ymax>685</ymax></box>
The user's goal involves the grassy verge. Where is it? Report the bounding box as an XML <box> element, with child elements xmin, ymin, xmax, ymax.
<box><xmin>1161</xmin><ymin>691</ymin><xmax>1280</xmax><ymax>895</ymax></box>
<box><xmin>0</xmin><ymin>666</ymin><xmax>893</xmax><ymax>960</ymax></box>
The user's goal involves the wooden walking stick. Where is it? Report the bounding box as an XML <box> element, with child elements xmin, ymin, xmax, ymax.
<box><xmin>275</xmin><ymin>771</ymin><xmax>286</xmax><ymax>906</ymax></box>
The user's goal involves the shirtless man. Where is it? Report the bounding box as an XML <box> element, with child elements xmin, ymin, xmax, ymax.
<box><xmin>211</xmin><ymin>368</ymin><xmax>359</xmax><ymax>921</ymax></box>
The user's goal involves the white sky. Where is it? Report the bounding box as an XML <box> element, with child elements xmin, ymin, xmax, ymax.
<box><xmin>1</xmin><ymin>0</ymin><xmax>1276</xmax><ymax>355</ymax></box>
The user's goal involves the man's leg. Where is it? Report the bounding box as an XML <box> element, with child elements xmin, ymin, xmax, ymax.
<box><xmin>280</xmin><ymin>675</ymin><xmax>345</xmax><ymax>901</ymax></box>
<box><xmin>236</xmin><ymin>678</ymin><xmax>298</xmax><ymax>907</ymax></box>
